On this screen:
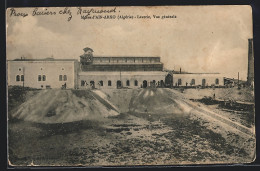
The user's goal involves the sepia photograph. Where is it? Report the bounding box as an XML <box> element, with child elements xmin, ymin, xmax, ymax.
<box><xmin>6</xmin><ymin>6</ymin><xmax>255</xmax><ymax>166</ymax></box>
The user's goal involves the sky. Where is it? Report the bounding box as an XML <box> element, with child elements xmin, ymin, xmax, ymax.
<box><xmin>6</xmin><ymin>6</ymin><xmax>253</xmax><ymax>80</ymax></box>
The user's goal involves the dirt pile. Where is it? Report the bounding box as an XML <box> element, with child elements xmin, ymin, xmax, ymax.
<box><xmin>10</xmin><ymin>90</ymin><xmax>119</xmax><ymax>124</ymax></box>
<box><xmin>128</xmin><ymin>88</ymin><xmax>191</xmax><ymax>114</ymax></box>
<box><xmin>100</xmin><ymin>89</ymin><xmax>142</xmax><ymax>113</ymax></box>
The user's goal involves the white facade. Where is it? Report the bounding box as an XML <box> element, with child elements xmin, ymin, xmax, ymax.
<box><xmin>7</xmin><ymin>60</ymin><xmax>77</xmax><ymax>89</ymax></box>
<box><xmin>78</xmin><ymin>71</ymin><xmax>168</xmax><ymax>89</ymax></box>
<box><xmin>172</xmin><ymin>73</ymin><xmax>224</xmax><ymax>87</ymax></box>
<box><xmin>7</xmin><ymin>58</ymin><xmax>225</xmax><ymax>89</ymax></box>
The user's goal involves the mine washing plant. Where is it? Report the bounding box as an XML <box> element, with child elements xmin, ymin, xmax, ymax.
<box><xmin>7</xmin><ymin>39</ymin><xmax>253</xmax><ymax>90</ymax></box>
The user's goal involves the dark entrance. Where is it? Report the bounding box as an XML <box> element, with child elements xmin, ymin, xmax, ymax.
<box><xmin>117</xmin><ymin>80</ymin><xmax>122</xmax><ymax>88</ymax></box>
<box><xmin>160</xmin><ymin>80</ymin><xmax>164</xmax><ymax>88</ymax></box>
<box><xmin>202</xmin><ymin>79</ymin><xmax>206</xmax><ymax>87</ymax></box>
<box><xmin>90</xmin><ymin>81</ymin><xmax>95</xmax><ymax>88</ymax></box>
<box><xmin>165</xmin><ymin>73</ymin><xmax>173</xmax><ymax>88</ymax></box>
<box><xmin>143</xmin><ymin>80</ymin><xmax>148</xmax><ymax>88</ymax></box>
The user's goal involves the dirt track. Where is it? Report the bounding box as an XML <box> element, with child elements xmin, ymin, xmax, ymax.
<box><xmin>8</xmin><ymin>88</ymin><xmax>255</xmax><ymax>166</ymax></box>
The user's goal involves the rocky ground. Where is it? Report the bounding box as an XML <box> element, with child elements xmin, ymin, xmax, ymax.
<box><xmin>8</xmin><ymin>87</ymin><xmax>255</xmax><ymax>166</ymax></box>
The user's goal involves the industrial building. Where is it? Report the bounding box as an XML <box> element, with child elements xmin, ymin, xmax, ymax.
<box><xmin>7</xmin><ymin>47</ymin><xmax>225</xmax><ymax>89</ymax></box>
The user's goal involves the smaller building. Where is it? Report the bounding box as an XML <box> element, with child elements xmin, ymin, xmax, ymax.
<box><xmin>7</xmin><ymin>58</ymin><xmax>78</xmax><ymax>89</ymax></box>
<box><xmin>172</xmin><ymin>73</ymin><xmax>224</xmax><ymax>87</ymax></box>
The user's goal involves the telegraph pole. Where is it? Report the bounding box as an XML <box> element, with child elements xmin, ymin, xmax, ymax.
<box><xmin>238</xmin><ymin>72</ymin><xmax>239</xmax><ymax>85</ymax></box>
<box><xmin>23</xmin><ymin>67</ymin><xmax>25</xmax><ymax>89</ymax></box>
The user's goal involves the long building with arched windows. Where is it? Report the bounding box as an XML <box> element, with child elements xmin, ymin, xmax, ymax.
<box><xmin>7</xmin><ymin>48</ymin><xmax>225</xmax><ymax>89</ymax></box>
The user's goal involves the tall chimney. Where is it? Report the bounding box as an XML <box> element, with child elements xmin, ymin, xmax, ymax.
<box><xmin>180</xmin><ymin>67</ymin><xmax>182</xmax><ymax>74</ymax></box>
<box><xmin>247</xmin><ymin>38</ymin><xmax>254</xmax><ymax>86</ymax></box>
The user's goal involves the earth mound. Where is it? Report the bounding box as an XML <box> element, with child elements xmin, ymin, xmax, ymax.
<box><xmin>128</xmin><ymin>88</ymin><xmax>191</xmax><ymax>114</ymax></box>
<box><xmin>10</xmin><ymin>89</ymin><xmax>119</xmax><ymax>124</ymax></box>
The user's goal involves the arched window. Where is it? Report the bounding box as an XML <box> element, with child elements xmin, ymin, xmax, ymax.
<box><xmin>42</xmin><ymin>75</ymin><xmax>46</xmax><ymax>81</ymax></box>
<box><xmin>143</xmin><ymin>80</ymin><xmax>148</xmax><ymax>88</ymax></box>
<box><xmin>191</xmin><ymin>79</ymin><xmax>195</xmax><ymax>85</ymax></box>
<box><xmin>126</xmin><ymin>80</ymin><xmax>130</xmax><ymax>86</ymax></box>
<box><xmin>215</xmin><ymin>78</ymin><xmax>219</xmax><ymax>85</ymax></box>
<box><xmin>99</xmin><ymin>80</ymin><xmax>103</xmax><ymax>86</ymax></box>
<box><xmin>135</xmin><ymin>80</ymin><xmax>138</xmax><ymax>86</ymax></box>
<box><xmin>108</xmin><ymin>80</ymin><xmax>112</xmax><ymax>86</ymax></box>
<box><xmin>81</xmin><ymin>80</ymin><xmax>85</xmax><ymax>86</ymax></box>
<box><xmin>63</xmin><ymin>75</ymin><xmax>67</xmax><ymax>81</ymax></box>
<box><xmin>38</xmin><ymin>75</ymin><xmax>41</xmax><ymax>81</ymax></box>
<box><xmin>59</xmin><ymin>75</ymin><xmax>62</xmax><ymax>81</ymax></box>
<box><xmin>16</xmin><ymin>75</ymin><xmax>20</xmax><ymax>81</ymax></box>
<box><xmin>21</xmin><ymin>75</ymin><xmax>24</xmax><ymax>81</ymax></box>
<box><xmin>178</xmin><ymin>79</ymin><xmax>182</xmax><ymax>85</ymax></box>
<box><xmin>202</xmin><ymin>79</ymin><xmax>206</xmax><ymax>86</ymax></box>
<box><xmin>90</xmin><ymin>81</ymin><xmax>95</xmax><ymax>88</ymax></box>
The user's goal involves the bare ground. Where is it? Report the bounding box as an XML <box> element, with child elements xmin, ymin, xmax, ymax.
<box><xmin>8</xmin><ymin>87</ymin><xmax>255</xmax><ymax>166</ymax></box>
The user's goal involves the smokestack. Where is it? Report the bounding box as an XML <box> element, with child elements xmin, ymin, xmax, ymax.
<box><xmin>180</xmin><ymin>67</ymin><xmax>182</xmax><ymax>74</ymax></box>
<box><xmin>247</xmin><ymin>38</ymin><xmax>254</xmax><ymax>86</ymax></box>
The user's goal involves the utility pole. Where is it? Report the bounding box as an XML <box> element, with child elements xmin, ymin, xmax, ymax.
<box><xmin>120</xmin><ymin>67</ymin><xmax>121</xmax><ymax>82</ymax></box>
<box><xmin>23</xmin><ymin>67</ymin><xmax>25</xmax><ymax>89</ymax></box>
<box><xmin>238</xmin><ymin>72</ymin><xmax>239</xmax><ymax>85</ymax></box>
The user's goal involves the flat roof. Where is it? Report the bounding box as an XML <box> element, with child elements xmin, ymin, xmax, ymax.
<box><xmin>8</xmin><ymin>58</ymin><xmax>78</xmax><ymax>62</ymax></box>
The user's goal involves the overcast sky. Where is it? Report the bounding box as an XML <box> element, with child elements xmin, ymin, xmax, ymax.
<box><xmin>6</xmin><ymin>6</ymin><xmax>252</xmax><ymax>80</ymax></box>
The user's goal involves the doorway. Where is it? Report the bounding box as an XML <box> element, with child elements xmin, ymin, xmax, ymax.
<box><xmin>165</xmin><ymin>73</ymin><xmax>173</xmax><ymax>88</ymax></box>
<box><xmin>117</xmin><ymin>80</ymin><xmax>122</xmax><ymax>88</ymax></box>
<box><xmin>202</xmin><ymin>79</ymin><xmax>206</xmax><ymax>87</ymax></box>
<box><xmin>143</xmin><ymin>80</ymin><xmax>147</xmax><ymax>88</ymax></box>
<box><xmin>90</xmin><ymin>81</ymin><xmax>95</xmax><ymax>88</ymax></box>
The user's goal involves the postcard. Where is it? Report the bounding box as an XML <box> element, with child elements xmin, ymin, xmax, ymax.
<box><xmin>6</xmin><ymin>6</ymin><xmax>255</xmax><ymax>166</ymax></box>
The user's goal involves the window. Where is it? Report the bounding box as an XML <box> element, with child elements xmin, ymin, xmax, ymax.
<box><xmin>135</xmin><ymin>80</ymin><xmax>138</xmax><ymax>86</ymax></box>
<box><xmin>81</xmin><ymin>80</ymin><xmax>85</xmax><ymax>86</ymax></box>
<box><xmin>64</xmin><ymin>75</ymin><xmax>67</xmax><ymax>81</ymax></box>
<box><xmin>126</xmin><ymin>80</ymin><xmax>130</xmax><ymax>86</ymax></box>
<box><xmin>99</xmin><ymin>81</ymin><xmax>103</xmax><ymax>86</ymax></box>
<box><xmin>215</xmin><ymin>78</ymin><xmax>219</xmax><ymax>85</ymax></box>
<box><xmin>178</xmin><ymin>79</ymin><xmax>182</xmax><ymax>85</ymax></box>
<box><xmin>42</xmin><ymin>75</ymin><xmax>46</xmax><ymax>81</ymax></box>
<box><xmin>202</xmin><ymin>79</ymin><xmax>206</xmax><ymax>86</ymax></box>
<box><xmin>134</xmin><ymin>59</ymin><xmax>136</xmax><ymax>63</ymax></box>
<box><xmin>18</xmin><ymin>68</ymin><xmax>22</xmax><ymax>71</ymax></box>
<box><xmin>191</xmin><ymin>79</ymin><xmax>195</xmax><ymax>85</ymax></box>
<box><xmin>59</xmin><ymin>75</ymin><xmax>62</xmax><ymax>81</ymax></box>
<box><xmin>108</xmin><ymin>80</ymin><xmax>112</xmax><ymax>86</ymax></box>
<box><xmin>21</xmin><ymin>75</ymin><xmax>24</xmax><ymax>81</ymax></box>
<box><xmin>90</xmin><ymin>81</ymin><xmax>95</xmax><ymax>87</ymax></box>
<box><xmin>16</xmin><ymin>75</ymin><xmax>20</xmax><ymax>81</ymax></box>
<box><xmin>38</xmin><ymin>75</ymin><xmax>41</xmax><ymax>81</ymax></box>
<box><xmin>61</xmin><ymin>68</ymin><xmax>64</xmax><ymax>70</ymax></box>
